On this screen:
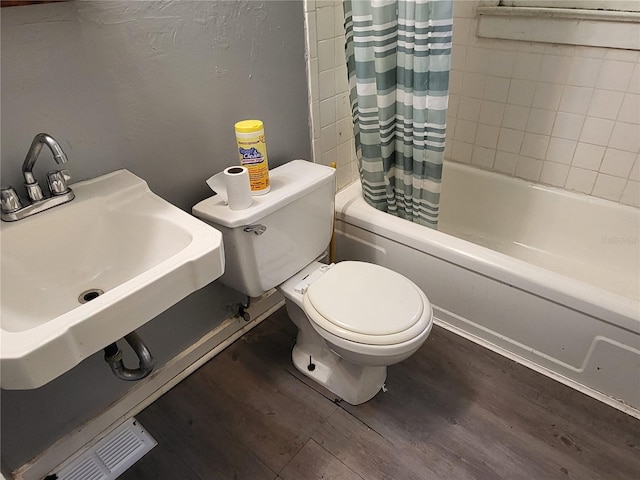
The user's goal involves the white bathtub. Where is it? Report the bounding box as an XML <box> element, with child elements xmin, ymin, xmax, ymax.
<box><xmin>334</xmin><ymin>161</ymin><xmax>640</xmax><ymax>416</ymax></box>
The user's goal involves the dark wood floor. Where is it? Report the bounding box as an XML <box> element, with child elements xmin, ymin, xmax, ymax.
<box><xmin>121</xmin><ymin>307</ymin><xmax>640</xmax><ymax>480</ymax></box>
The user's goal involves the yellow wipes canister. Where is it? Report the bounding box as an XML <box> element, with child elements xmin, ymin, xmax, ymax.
<box><xmin>234</xmin><ymin>120</ymin><xmax>270</xmax><ymax>195</ymax></box>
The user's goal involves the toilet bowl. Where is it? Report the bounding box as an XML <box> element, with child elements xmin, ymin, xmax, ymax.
<box><xmin>192</xmin><ymin>160</ymin><xmax>434</xmax><ymax>405</ymax></box>
<box><xmin>278</xmin><ymin>261</ymin><xmax>432</xmax><ymax>404</ymax></box>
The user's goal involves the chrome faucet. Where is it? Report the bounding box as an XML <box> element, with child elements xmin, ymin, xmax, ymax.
<box><xmin>1</xmin><ymin>133</ymin><xmax>75</xmax><ymax>221</ymax></box>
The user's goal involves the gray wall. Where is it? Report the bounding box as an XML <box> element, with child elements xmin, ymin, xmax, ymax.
<box><xmin>1</xmin><ymin>0</ymin><xmax>310</xmax><ymax>473</ymax></box>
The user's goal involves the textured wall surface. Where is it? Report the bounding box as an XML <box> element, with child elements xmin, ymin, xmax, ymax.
<box><xmin>1</xmin><ymin>0</ymin><xmax>310</xmax><ymax>473</ymax></box>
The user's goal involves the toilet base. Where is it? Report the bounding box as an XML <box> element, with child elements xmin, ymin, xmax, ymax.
<box><xmin>292</xmin><ymin>342</ymin><xmax>387</xmax><ymax>405</ymax></box>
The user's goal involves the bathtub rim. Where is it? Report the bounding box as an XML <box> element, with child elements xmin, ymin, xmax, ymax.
<box><xmin>335</xmin><ymin>179</ymin><xmax>639</xmax><ymax>335</ymax></box>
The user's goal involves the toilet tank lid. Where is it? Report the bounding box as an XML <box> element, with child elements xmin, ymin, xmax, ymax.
<box><xmin>192</xmin><ymin>160</ymin><xmax>336</xmax><ymax>228</ymax></box>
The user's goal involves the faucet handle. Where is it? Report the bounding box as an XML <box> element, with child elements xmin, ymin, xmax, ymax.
<box><xmin>1</xmin><ymin>186</ymin><xmax>23</xmax><ymax>213</ymax></box>
<box><xmin>47</xmin><ymin>169</ymin><xmax>71</xmax><ymax>195</ymax></box>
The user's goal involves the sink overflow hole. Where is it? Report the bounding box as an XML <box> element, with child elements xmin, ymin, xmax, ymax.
<box><xmin>79</xmin><ymin>289</ymin><xmax>104</xmax><ymax>304</ymax></box>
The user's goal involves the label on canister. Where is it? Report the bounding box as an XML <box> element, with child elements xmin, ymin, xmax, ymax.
<box><xmin>235</xmin><ymin>120</ymin><xmax>270</xmax><ymax>195</ymax></box>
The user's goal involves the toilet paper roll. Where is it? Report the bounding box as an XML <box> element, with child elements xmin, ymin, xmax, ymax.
<box><xmin>206</xmin><ymin>166</ymin><xmax>253</xmax><ymax>210</ymax></box>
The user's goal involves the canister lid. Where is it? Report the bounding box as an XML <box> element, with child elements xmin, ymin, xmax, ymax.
<box><xmin>235</xmin><ymin>120</ymin><xmax>264</xmax><ymax>133</ymax></box>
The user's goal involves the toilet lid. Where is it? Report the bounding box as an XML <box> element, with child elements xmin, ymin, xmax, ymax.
<box><xmin>303</xmin><ymin>262</ymin><xmax>430</xmax><ymax>345</ymax></box>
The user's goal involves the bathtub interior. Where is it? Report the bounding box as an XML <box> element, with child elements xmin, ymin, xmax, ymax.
<box><xmin>438</xmin><ymin>163</ymin><xmax>640</xmax><ymax>301</ymax></box>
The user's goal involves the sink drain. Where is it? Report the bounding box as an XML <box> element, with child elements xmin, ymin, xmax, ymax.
<box><xmin>79</xmin><ymin>288</ymin><xmax>104</xmax><ymax>304</ymax></box>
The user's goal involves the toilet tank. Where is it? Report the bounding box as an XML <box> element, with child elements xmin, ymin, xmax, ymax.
<box><xmin>192</xmin><ymin>160</ymin><xmax>336</xmax><ymax>297</ymax></box>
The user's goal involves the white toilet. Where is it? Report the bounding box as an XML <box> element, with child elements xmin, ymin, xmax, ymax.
<box><xmin>193</xmin><ymin>160</ymin><xmax>433</xmax><ymax>405</ymax></box>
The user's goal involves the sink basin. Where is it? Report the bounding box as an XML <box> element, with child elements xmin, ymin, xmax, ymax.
<box><xmin>1</xmin><ymin>170</ymin><xmax>224</xmax><ymax>389</ymax></box>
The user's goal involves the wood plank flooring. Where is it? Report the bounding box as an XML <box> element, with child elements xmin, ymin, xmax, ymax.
<box><xmin>120</xmin><ymin>308</ymin><xmax>640</xmax><ymax>480</ymax></box>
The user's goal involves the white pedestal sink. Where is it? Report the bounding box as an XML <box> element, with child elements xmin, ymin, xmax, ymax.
<box><xmin>0</xmin><ymin>170</ymin><xmax>224</xmax><ymax>389</ymax></box>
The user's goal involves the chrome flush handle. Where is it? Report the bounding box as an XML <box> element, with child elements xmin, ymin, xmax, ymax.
<box><xmin>243</xmin><ymin>224</ymin><xmax>267</xmax><ymax>235</ymax></box>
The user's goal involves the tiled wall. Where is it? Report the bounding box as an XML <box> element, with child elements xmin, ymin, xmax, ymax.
<box><xmin>447</xmin><ymin>0</ymin><xmax>640</xmax><ymax>206</ymax></box>
<box><xmin>304</xmin><ymin>0</ymin><xmax>640</xmax><ymax>206</ymax></box>
<box><xmin>304</xmin><ymin>0</ymin><xmax>359</xmax><ymax>190</ymax></box>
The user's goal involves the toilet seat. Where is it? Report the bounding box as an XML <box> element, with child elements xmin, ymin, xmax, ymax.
<box><xmin>302</xmin><ymin>262</ymin><xmax>431</xmax><ymax>345</ymax></box>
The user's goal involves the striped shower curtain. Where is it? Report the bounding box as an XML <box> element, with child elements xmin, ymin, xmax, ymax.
<box><xmin>344</xmin><ymin>0</ymin><xmax>453</xmax><ymax>227</ymax></box>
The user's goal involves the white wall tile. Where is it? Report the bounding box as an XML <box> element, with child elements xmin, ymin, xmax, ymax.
<box><xmin>452</xmin><ymin>18</ymin><xmax>471</xmax><ymax>46</ymax></box>
<box><xmin>318</xmin><ymin>69</ymin><xmax>336</xmax><ymax>100</ymax></box>
<box><xmin>454</xmin><ymin>119</ymin><xmax>478</xmax><ymax>144</ymax></box>
<box><xmin>539</xmin><ymin>54</ymin><xmax>571</xmax><ymax>84</ymax></box>
<box><xmin>515</xmin><ymin>156</ymin><xmax>543</xmax><ymax>181</ymax></box>
<box><xmin>318</xmin><ymin>39</ymin><xmax>335</xmax><ymax>72</ymax></box>
<box><xmin>335</xmin><ymin>64</ymin><xmax>349</xmax><ymax>93</ymax></box>
<box><xmin>618</xmin><ymin>93</ymin><xmax>640</xmax><ymax>124</ymax></box>
<box><xmin>512</xmin><ymin>52</ymin><xmax>542</xmax><ymax>81</ymax></box>
<box><xmin>521</xmin><ymin>132</ymin><xmax>549</xmax><ymax>160</ymax></box>
<box><xmin>309</xmin><ymin>57</ymin><xmax>320</xmax><ymax>103</ymax></box>
<box><xmin>483</xmin><ymin>76</ymin><xmax>510</xmax><ymax>103</ymax></box>
<box><xmin>320</xmin><ymin>123</ymin><xmax>336</xmax><ymax>153</ymax></box>
<box><xmin>572</xmin><ymin>143</ymin><xmax>605</xmax><ymax>170</ymax></box>
<box><xmin>444</xmin><ymin>135</ymin><xmax>454</xmax><ymax>160</ymax></box>
<box><xmin>471</xmin><ymin>146</ymin><xmax>495</xmax><ymax>168</ymax></box>
<box><xmin>316</xmin><ymin>4</ymin><xmax>335</xmax><ymax>41</ymax></box>
<box><xmin>462</xmin><ymin>72</ymin><xmax>487</xmax><ymax>99</ymax></box>
<box><xmin>552</xmin><ymin>112</ymin><xmax>584</xmax><ymax>141</ymax></box>
<box><xmin>609</xmin><ymin>122</ymin><xmax>640</xmax><ymax>153</ymax></box>
<box><xmin>566</xmin><ymin>57</ymin><xmax>602</xmax><ymax>87</ymax></box>
<box><xmin>458</xmin><ymin>97</ymin><xmax>482</xmax><ymax>122</ymax></box>
<box><xmin>320</xmin><ymin>146</ymin><xmax>335</xmax><ymax>167</ymax></box>
<box><xmin>629</xmin><ymin>157</ymin><xmax>640</xmax><ymax>182</ymax></box>
<box><xmin>453</xmin><ymin>0</ymin><xmax>476</xmax><ymax>18</ymax></box>
<box><xmin>540</xmin><ymin>161</ymin><xmax>570</xmax><ymax>187</ymax></box>
<box><xmin>497</xmin><ymin>127</ymin><xmax>524</xmax><ymax>153</ymax></box>
<box><xmin>334</xmin><ymin>36</ymin><xmax>346</xmax><ymax>68</ymax></box>
<box><xmin>597</xmin><ymin>60</ymin><xmax>635</xmax><ymax>92</ymax></box>
<box><xmin>502</xmin><ymin>104</ymin><xmax>529</xmax><ymax>131</ymax></box>
<box><xmin>451</xmin><ymin>45</ymin><xmax>467</xmax><ymax>72</ymax></box>
<box><xmin>487</xmin><ymin>50</ymin><xmax>515</xmax><ymax>78</ymax></box>
<box><xmin>628</xmin><ymin>64</ymin><xmax>640</xmax><ymax>94</ymax></box>
<box><xmin>493</xmin><ymin>151</ymin><xmax>519</xmax><ymax>175</ymax></box>
<box><xmin>319</xmin><ymin>97</ymin><xmax>336</xmax><ymax>128</ymax></box>
<box><xmin>588</xmin><ymin>90</ymin><xmax>624</xmax><ymax>120</ymax></box>
<box><xmin>579</xmin><ymin>117</ymin><xmax>614</xmax><ymax>146</ymax></box>
<box><xmin>336</xmin><ymin>116</ymin><xmax>352</xmax><ymax>144</ymax></box>
<box><xmin>449</xmin><ymin>71</ymin><xmax>463</xmax><ymax>95</ymax></box>
<box><xmin>605</xmin><ymin>49</ymin><xmax>639</xmax><ymax>63</ymax></box>
<box><xmin>565</xmin><ymin>167</ymin><xmax>597</xmax><ymax>194</ymax></box>
<box><xmin>336</xmin><ymin>92</ymin><xmax>351</xmax><ymax>120</ymax></box>
<box><xmin>465</xmin><ymin>47</ymin><xmax>490</xmax><ymax>74</ymax></box>
<box><xmin>334</xmin><ymin>1</ymin><xmax>345</xmax><ymax>34</ymax></box>
<box><xmin>451</xmin><ymin>140</ymin><xmax>473</xmax><ymax>164</ymax></box>
<box><xmin>336</xmin><ymin>139</ymin><xmax>352</xmax><ymax>169</ymax></box>
<box><xmin>526</xmin><ymin>108</ymin><xmax>555</xmax><ymax>135</ymax></box>
<box><xmin>592</xmin><ymin>174</ymin><xmax>626</xmax><ymax>201</ymax></box>
<box><xmin>559</xmin><ymin>85</ymin><xmax>592</xmax><ymax>115</ymax></box>
<box><xmin>507</xmin><ymin>79</ymin><xmax>536</xmax><ymax>106</ymax></box>
<box><xmin>546</xmin><ymin>137</ymin><xmax>576</xmax><ymax>165</ymax></box>
<box><xmin>621</xmin><ymin>180</ymin><xmax>640</xmax><ymax>206</ymax></box>
<box><xmin>479</xmin><ymin>100</ymin><xmax>505</xmax><ymax>126</ymax></box>
<box><xmin>476</xmin><ymin>123</ymin><xmax>500</xmax><ymax>149</ymax></box>
<box><xmin>448</xmin><ymin>94</ymin><xmax>460</xmax><ymax>117</ymax></box>
<box><xmin>532</xmin><ymin>82</ymin><xmax>564</xmax><ymax>110</ymax></box>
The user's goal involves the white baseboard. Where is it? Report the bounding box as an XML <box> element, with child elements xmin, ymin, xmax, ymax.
<box><xmin>11</xmin><ymin>291</ymin><xmax>285</xmax><ymax>480</ymax></box>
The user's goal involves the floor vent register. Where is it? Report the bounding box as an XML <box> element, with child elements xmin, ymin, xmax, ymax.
<box><xmin>49</xmin><ymin>418</ymin><xmax>156</xmax><ymax>480</ymax></box>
